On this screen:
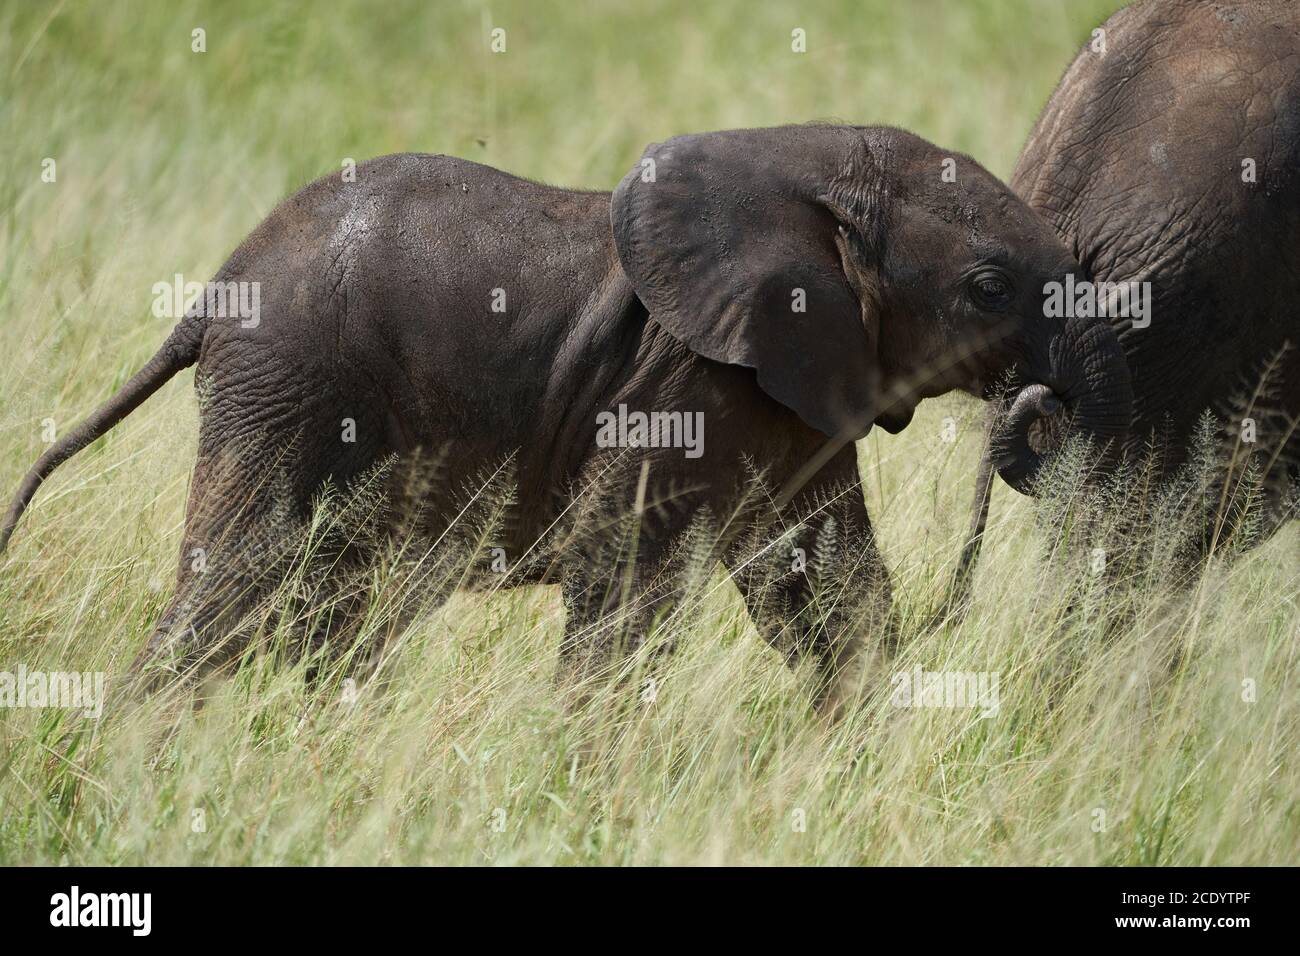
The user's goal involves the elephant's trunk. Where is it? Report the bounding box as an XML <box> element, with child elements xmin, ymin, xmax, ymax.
<box><xmin>994</xmin><ymin>313</ymin><xmax>1133</xmax><ymax>494</ymax></box>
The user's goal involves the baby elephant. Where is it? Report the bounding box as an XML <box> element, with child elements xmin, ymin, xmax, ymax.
<box><xmin>1</xmin><ymin>125</ymin><xmax>1131</xmax><ymax>713</ymax></box>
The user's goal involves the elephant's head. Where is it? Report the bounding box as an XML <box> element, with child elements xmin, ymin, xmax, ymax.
<box><xmin>609</xmin><ymin>125</ymin><xmax>1132</xmax><ymax>478</ymax></box>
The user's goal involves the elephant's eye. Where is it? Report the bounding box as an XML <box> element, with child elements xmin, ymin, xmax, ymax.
<box><xmin>968</xmin><ymin>270</ymin><xmax>1014</xmax><ymax>310</ymax></box>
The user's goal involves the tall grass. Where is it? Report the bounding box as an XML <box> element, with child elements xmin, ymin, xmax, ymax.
<box><xmin>1</xmin><ymin>0</ymin><xmax>1295</xmax><ymax>865</ymax></box>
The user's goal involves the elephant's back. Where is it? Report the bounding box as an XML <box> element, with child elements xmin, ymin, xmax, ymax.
<box><xmin>220</xmin><ymin>153</ymin><xmax>615</xmax><ymax>301</ymax></box>
<box><xmin>202</xmin><ymin>151</ymin><xmax>621</xmax><ymax>383</ymax></box>
<box><xmin>194</xmin><ymin>152</ymin><xmax>636</xmax><ymax>495</ymax></box>
<box><xmin>1011</xmin><ymin>0</ymin><xmax>1300</xmax><ymax>315</ymax></box>
<box><xmin>1014</xmin><ymin>0</ymin><xmax>1300</xmax><ymax>208</ymax></box>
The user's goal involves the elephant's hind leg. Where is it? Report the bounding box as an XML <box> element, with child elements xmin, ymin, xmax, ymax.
<box><xmin>125</xmin><ymin>439</ymin><xmax>311</xmax><ymax>695</ymax></box>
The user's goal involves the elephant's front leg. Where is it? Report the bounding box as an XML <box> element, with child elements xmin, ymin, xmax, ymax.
<box><xmin>555</xmin><ymin>545</ymin><xmax>682</xmax><ymax>709</ymax></box>
<box><xmin>728</xmin><ymin>452</ymin><xmax>893</xmax><ymax>719</ymax></box>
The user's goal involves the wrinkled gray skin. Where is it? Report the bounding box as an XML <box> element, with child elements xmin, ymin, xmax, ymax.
<box><xmin>952</xmin><ymin>0</ymin><xmax>1300</xmax><ymax>608</ymax></box>
<box><xmin>0</xmin><ymin>125</ymin><xmax>1132</xmax><ymax>713</ymax></box>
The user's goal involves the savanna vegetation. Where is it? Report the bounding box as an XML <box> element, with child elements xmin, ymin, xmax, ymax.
<box><xmin>0</xmin><ymin>0</ymin><xmax>1295</xmax><ymax>865</ymax></box>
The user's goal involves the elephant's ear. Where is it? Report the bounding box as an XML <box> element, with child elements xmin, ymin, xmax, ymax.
<box><xmin>610</xmin><ymin>126</ymin><xmax>883</xmax><ymax>439</ymax></box>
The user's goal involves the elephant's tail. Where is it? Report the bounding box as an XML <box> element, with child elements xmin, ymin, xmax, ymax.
<box><xmin>0</xmin><ymin>316</ymin><xmax>205</xmax><ymax>555</ymax></box>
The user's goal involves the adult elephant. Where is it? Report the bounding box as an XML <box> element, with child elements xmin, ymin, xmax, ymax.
<box><xmin>1</xmin><ymin>125</ymin><xmax>1133</xmax><ymax>712</ymax></box>
<box><xmin>953</xmin><ymin>0</ymin><xmax>1300</xmax><ymax>604</ymax></box>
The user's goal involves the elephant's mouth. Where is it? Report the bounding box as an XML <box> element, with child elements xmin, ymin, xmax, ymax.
<box><xmin>875</xmin><ymin>402</ymin><xmax>915</xmax><ymax>434</ymax></box>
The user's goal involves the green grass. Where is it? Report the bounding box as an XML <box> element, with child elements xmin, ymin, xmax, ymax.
<box><xmin>1</xmin><ymin>0</ymin><xmax>1296</xmax><ymax>865</ymax></box>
